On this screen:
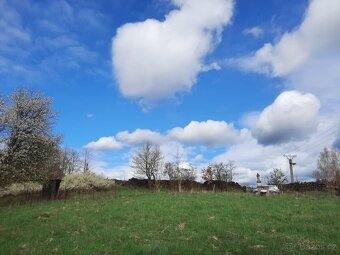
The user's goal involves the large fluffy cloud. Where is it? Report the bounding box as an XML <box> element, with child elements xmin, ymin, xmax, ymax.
<box><xmin>112</xmin><ymin>0</ymin><xmax>234</xmax><ymax>101</ymax></box>
<box><xmin>228</xmin><ymin>0</ymin><xmax>340</xmax><ymax>106</ymax></box>
<box><xmin>253</xmin><ymin>91</ymin><xmax>320</xmax><ymax>145</ymax></box>
<box><xmin>214</xmin><ymin>113</ymin><xmax>338</xmax><ymax>184</ymax></box>
<box><xmin>219</xmin><ymin>0</ymin><xmax>339</xmax><ymax>183</ymax></box>
<box><xmin>285</xmin><ymin>56</ymin><xmax>340</xmax><ymax>105</ymax></box>
<box><xmin>233</xmin><ymin>0</ymin><xmax>340</xmax><ymax>76</ymax></box>
<box><xmin>169</xmin><ymin>120</ymin><xmax>245</xmax><ymax>147</ymax></box>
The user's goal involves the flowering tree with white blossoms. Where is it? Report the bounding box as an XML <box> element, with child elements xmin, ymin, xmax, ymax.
<box><xmin>0</xmin><ymin>88</ymin><xmax>62</xmax><ymax>187</ymax></box>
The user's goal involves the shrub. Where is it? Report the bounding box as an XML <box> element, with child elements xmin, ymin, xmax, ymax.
<box><xmin>0</xmin><ymin>182</ymin><xmax>42</xmax><ymax>197</ymax></box>
<box><xmin>60</xmin><ymin>172</ymin><xmax>114</xmax><ymax>191</ymax></box>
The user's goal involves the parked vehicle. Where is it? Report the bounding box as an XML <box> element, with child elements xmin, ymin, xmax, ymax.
<box><xmin>253</xmin><ymin>185</ymin><xmax>280</xmax><ymax>194</ymax></box>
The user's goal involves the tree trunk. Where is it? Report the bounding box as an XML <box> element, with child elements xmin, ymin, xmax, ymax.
<box><xmin>147</xmin><ymin>178</ymin><xmax>152</xmax><ymax>189</ymax></box>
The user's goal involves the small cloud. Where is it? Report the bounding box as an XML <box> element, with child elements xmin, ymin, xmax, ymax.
<box><xmin>194</xmin><ymin>154</ymin><xmax>205</xmax><ymax>161</ymax></box>
<box><xmin>39</xmin><ymin>20</ymin><xmax>64</xmax><ymax>34</ymax></box>
<box><xmin>85</xmin><ymin>137</ymin><xmax>123</xmax><ymax>151</ymax></box>
<box><xmin>243</xmin><ymin>26</ymin><xmax>263</xmax><ymax>38</ymax></box>
<box><xmin>66</xmin><ymin>46</ymin><xmax>98</xmax><ymax>63</ymax></box>
<box><xmin>201</xmin><ymin>62</ymin><xmax>221</xmax><ymax>72</ymax></box>
<box><xmin>40</xmin><ymin>35</ymin><xmax>77</xmax><ymax>49</ymax></box>
<box><xmin>86</xmin><ymin>113</ymin><xmax>94</xmax><ymax>118</ymax></box>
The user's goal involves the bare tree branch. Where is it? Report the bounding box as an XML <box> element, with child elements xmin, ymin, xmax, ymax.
<box><xmin>131</xmin><ymin>142</ymin><xmax>163</xmax><ymax>189</ymax></box>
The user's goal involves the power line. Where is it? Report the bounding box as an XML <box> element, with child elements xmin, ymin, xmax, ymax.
<box><xmin>280</xmin><ymin>125</ymin><xmax>339</xmax><ymax>183</ymax></box>
<box><xmin>291</xmin><ymin>126</ymin><xmax>339</xmax><ymax>154</ymax></box>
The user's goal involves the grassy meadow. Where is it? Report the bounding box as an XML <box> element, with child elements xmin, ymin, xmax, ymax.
<box><xmin>0</xmin><ymin>189</ymin><xmax>339</xmax><ymax>255</ymax></box>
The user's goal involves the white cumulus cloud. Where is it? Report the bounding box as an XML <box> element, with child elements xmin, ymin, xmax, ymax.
<box><xmin>214</xmin><ymin>113</ymin><xmax>338</xmax><ymax>185</ymax></box>
<box><xmin>85</xmin><ymin>119</ymin><xmax>244</xmax><ymax>153</ymax></box>
<box><xmin>193</xmin><ymin>154</ymin><xmax>205</xmax><ymax>161</ymax></box>
<box><xmin>116</xmin><ymin>129</ymin><xmax>165</xmax><ymax>145</ymax></box>
<box><xmin>253</xmin><ymin>91</ymin><xmax>320</xmax><ymax>145</ymax></box>
<box><xmin>232</xmin><ymin>0</ymin><xmax>340</xmax><ymax>76</ymax></box>
<box><xmin>243</xmin><ymin>26</ymin><xmax>263</xmax><ymax>38</ymax></box>
<box><xmin>112</xmin><ymin>0</ymin><xmax>234</xmax><ymax>101</ymax></box>
<box><xmin>85</xmin><ymin>136</ymin><xmax>123</xmax><ymax>151</ymax></box>
<box><xmin>84</xmin><ymin>114</ymin><xmax>338</xmax><ymax>184</ymax></box>
<box><xmin>91</xmin><ymin>161</ymin><xmax>133</xmax><ymax>180</ymax></box>
<box><xmin>169</xmin><ymin>120</ymin><xmax>244</xmax><ymax>147</ymax></box>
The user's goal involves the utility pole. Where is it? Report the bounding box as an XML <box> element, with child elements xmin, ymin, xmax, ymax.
<box><xmin>284</xmin><ymin>154</ymin><xmax>296</xmax><ymax>183</ymax></box>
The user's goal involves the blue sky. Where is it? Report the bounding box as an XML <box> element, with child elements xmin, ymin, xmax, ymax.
<box><xmin>1</xmin><ymin>0</ymin><xmax>339</xmax><ymax>184</ymax></box>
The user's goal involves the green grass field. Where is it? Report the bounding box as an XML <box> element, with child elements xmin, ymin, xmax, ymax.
<box><xmin>0</xmin><ymin>189</ymin><xmax>339</xmax><ymax>255</ymax></box>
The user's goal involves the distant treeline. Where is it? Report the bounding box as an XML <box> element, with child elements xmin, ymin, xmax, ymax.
<box><xmin>115</xmin><ymin>178</ymin><xmax>244</xmax><ymax>192</ymax></box>
<box><xmin>281</xmin><ymin>181</ymin><xmax>327</xmax><ymax>192</ymax></box>
<box><xmin>115</xmin><ymin>178</ymin><xmax>331</xmax><ymax>193</ymax></box>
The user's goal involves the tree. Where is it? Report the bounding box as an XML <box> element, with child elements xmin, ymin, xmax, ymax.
<box><xmin>83</xmin><ymin>149</ymin><xmax>92</xmax><ymax>173</ymax></box>
<box><xmin>313</xmin><ymin>148</ymin><xmax>340</xmax><ymax>183</ymax></box>
<box><xmin>163</xmin><ymin>148</ymin><xmax>182</xmax><ymax>183</ymax></box>
<box><xmin>211</xmin><ymin>161</ymin><xmax>235</xmax><ymax>182</ymax></box>
<box><xmin>163</xmin><ymin>161</ymin><xmax>196</xmax><ymax>192</ymax></box>
<box><xmin>202</xmin><ymin>166</ymin><xmax>213</xmax><ymax>183</ymax></box>
<box><xmin>163</xmin><ymin>148</ymin><xmax>196</xmax><ymax>192</ymax></box>
<box><xmin>202</xmin><ymin>161</ymin><xmax>236</xmax><ymax>191</ymax></box>
<box><xmin>0</xmin><ymin>88</ymin><xmax>62</xmax><ymax>187</ymax></box>
<box><xmin>164</xmin><ymin>162</ymin><xmax>177</xmax><ymax>181</ymax></box>
<box><xmin>131</xmin><ymin>142</ymin><xmax>163</xmax><ymax>189</ymax></box>
<box><xmin>202</xmin><ymin>161</ymin><xmax>236</xmax><ymax>183</ymax></box>
<box><xmin>178</xmin><ymin>163</ymin><xmax>196</xmax><ymax>181</ymax></box>
<box><xmin>59</xmin><ymin>148</ymin><xmax>81</xmax><ymax>175</ymax></box>
<box><xmin>267</xmin><ymin>168</ymin><xmax>288</xmax><ymax>188</ymax></box>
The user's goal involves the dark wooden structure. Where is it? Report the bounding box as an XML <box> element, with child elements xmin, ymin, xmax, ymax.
<box><xmin>42</xmin><ymin>179</ymin><xmax>62</xmax><ymax>200</ymax></box>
